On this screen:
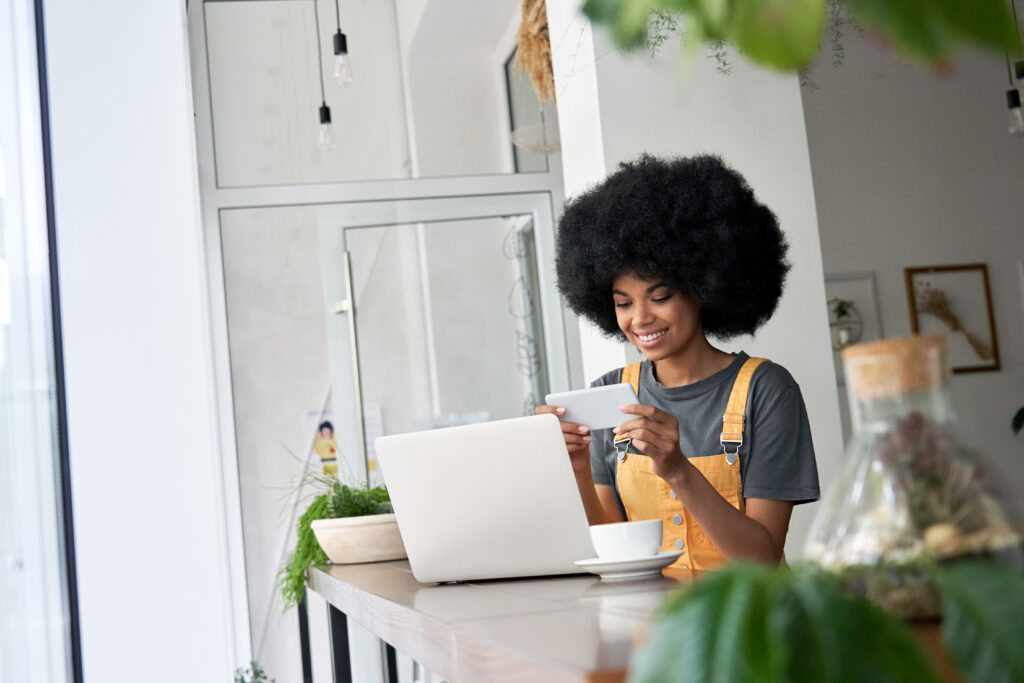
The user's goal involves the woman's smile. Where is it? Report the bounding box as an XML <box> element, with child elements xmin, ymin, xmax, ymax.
<box><xmin>635</xmin><ymin>328</ymin><xmax>668</xmax><ymax>345</ymax></box>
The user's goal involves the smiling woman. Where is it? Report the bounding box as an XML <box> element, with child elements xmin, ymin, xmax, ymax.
<box><xmin>539</xmin><ymin>154</ymin><xmax>819</xmax><ymax>580</ymax></box>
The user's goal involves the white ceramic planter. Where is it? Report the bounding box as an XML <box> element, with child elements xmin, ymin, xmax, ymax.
<box><xmin>310</xmin><ymin>513</ymin><xmax>407</xmax><ymax>564</ymax></box>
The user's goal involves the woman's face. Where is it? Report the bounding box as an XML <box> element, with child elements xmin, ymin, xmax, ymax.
<box><xmin>612</xmin><ymin>272</ymin><xmax>703</xmax><ymax>362</ymax></box>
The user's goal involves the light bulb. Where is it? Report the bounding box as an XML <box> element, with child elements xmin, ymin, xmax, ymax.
<box><xmin>319</xmin><ymin>122</ymin><xmax>335</xmax><ymax>149</ymax></box>
<box><xmin>333</xmin><ymin>30</ymin><xmax>353</xmax><ymax>86</ymax></box>
<box><xmin>1007</xmin><ymin>90</ymin><xmax>1024</xmax><ymax>137</ymax></box>
<box><xmin>334</xmin><ymin>53</ymin><xmax>354</xmax><ymax>85</ymax></box>
<box><xmin>318</xmin><ymin>104</ymin><xmax>335</xmax><ymax>150</ymax></box>
<box><xmin>1010</xmin><ymin>109</ymin><xmax>1024</xmax><ymax>137</ymax></box>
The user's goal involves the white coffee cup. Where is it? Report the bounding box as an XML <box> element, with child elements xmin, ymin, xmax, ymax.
<box><xmin>589</xmin><ymin>519</ymin><xmax>663</xmax><ymax>560</ymax></box>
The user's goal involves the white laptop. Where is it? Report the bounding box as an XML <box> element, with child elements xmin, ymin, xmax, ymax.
<box><xmin>375</xmin><ymin>414</ymin><xmax>596</xmax><ymax>583</ymax></box>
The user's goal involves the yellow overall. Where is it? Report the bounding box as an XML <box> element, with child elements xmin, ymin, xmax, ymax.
<box><xmin>613</xmin><ymin>357</ymin><xmax>768</xmax><ymax>581</ymax></box>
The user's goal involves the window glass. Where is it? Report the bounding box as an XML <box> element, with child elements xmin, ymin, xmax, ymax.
<box><xmin>204</xmin><ymin>0</ymin><xmax>555</xmax><ymax>187</ymax></box>
<box><xmin>0</xmin><ymin>2</ymin><xmax>72</xmax><ymax>681</ymax></box>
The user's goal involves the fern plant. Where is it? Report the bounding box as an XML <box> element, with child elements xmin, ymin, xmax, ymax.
<box><xmin>278</xmin><ymin>476</ymin><xmax>392</xmax><ymax>610</ymax></box>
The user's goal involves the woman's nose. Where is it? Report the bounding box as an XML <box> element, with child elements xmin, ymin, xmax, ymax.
<box><xmin>632</xmin><ymin>301</ymin><xmax>655</xmax><ymax>324</ymax></box>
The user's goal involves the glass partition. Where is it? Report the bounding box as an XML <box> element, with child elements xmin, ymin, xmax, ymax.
<box><xmin>344</xmin><ymin>216</ymin><xmax>549</xmax><ymax>439</ymax></box>
<box><xmin>217</xmin><ymin>193</ymin><xmax>567</xmax><ymax>674</ymax></box>
<box><xmin>203</xmin><ymin>0</ymin><xmax>552</xmax><ymax>187</ymax></box>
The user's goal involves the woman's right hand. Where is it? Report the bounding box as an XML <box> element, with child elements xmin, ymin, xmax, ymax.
<box><xmin>535</xmin><ymin>404</ymin><xmax>592</xmax><ymax>473</ymax></box>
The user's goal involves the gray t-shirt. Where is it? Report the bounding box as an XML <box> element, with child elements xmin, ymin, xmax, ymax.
<box><xmin>590</xmin><ymin>352</ymin><xmax>819</xmax><ymax>518</ymax></box>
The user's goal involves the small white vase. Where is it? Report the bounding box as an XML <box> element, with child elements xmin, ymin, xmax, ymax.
<box><xmin>310</xmin><ymin>513</ymin><xmax>407</xmax><ymax>564</ymax></box>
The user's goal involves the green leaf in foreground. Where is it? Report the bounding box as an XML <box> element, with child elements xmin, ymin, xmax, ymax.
<box><xmin>1012</xmin><ymin>407</ymin><xmax>1023</xmax><ymax>435</ymax></box>
<box><xmin>730</xmin><ymin>0</ymin><xmax>825</xmax><ymax>71</ymax></box>
<box><xmin>842</xmin><ymin>0</ymin><xmax>1016</xmax><ymax>62</ymax></box>
<box><xmin>629</xmin><ymin>563</ymin><xmax>940</xmax><ymax>683</ymax></box>
<box><xmin>780</xmin><ymin>570</ymin><xmax>941</xmax><ymax>683</ymax></box>
<box><xmin>934</xmin><ymin>560</ymin><xmax>1024</xmax><ymax>683</ymax></box>
<box><xmin>630</xmin><ymin>564</ymin><xmax>785</xmax><ymax>683</ymax></box>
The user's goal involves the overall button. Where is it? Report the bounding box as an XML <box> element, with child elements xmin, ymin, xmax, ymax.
<box><xmin>669</xmin><ymin>490</ymin><xmax>677</xmax><ymax>499</ymax></box>
<box><xmin>674</xmin><ymin>539</ymin><xmax>683</xmax><ymax>550</ymax></box>
<box><xmin>672</xmin><ymin>514</ymin><xmax>682</xmax><ymax>525</ymax></box>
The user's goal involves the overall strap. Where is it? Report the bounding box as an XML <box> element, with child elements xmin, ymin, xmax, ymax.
<box><xmin>720</xmin><ymin>357</ymin><xmax>769</xmax><ymax>465</ymax></box>
<box><xmin>613</xmin><ymin>362</ymin><xmax>643</xmax><ymax>462</ymax></box>
<box><xmin>620</xmin><ymin>362</ymin><xmax>642</xmax><ymax>393</ymax></box>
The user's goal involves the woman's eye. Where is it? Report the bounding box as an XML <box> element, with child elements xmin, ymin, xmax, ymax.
<box><xmin>614</xmin><ymin>301</ymin><xmax>630</xmax><ymax>309</ymax></box>
<box><xmin>652</xmin><ymin>295</ymin><xmax>671</xmax><ymax>303</ymax></box>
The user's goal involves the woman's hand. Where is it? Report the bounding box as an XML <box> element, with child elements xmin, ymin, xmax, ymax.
<box><xmin>614</xmin><ymin>404</ymin><xmax>690</xmax><ymax>482</ymax></box>
<box><xmin>535</xmin><ymin>404</ymin><xmax>592</xmax><ymax>473</ymax></box>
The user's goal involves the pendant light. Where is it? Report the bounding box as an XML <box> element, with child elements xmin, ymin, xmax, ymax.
<box><xmin>332</xmin><ymin>0</ymin><xmax>354</xmax><ymax>85</ymax></box>
<box><xmin>312</xmin><ymin>0</ymin><xmax>334</xmax><ymax>149</ymax></box>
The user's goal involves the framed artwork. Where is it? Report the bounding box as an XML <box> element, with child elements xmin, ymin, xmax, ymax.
<box><xmin>904</xmin><ymin>263</ymin><xmax>1000</xmax><ymax>373</ymax></box>
<box><xmin>824</xmin><ymin>271</ymin><xmax>884</xmax><ymax>383</ymax></box>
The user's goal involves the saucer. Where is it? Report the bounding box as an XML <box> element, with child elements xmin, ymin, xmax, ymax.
<box><xmin>574</xmin><ymin>550</ymin><xmax>683</xmax><ymax>581</ymax></box>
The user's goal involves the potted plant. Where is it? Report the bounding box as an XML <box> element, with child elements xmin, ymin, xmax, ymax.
<box><xmin>308</xmin><ymin>478</ymin><xmax>405</xmax><ymax>565</ymax></box>
<box><xmin>279</xmin><ymin>474</ymin><xmax>405</xmax><ymax>609</ymax></box>
<box><xmin>234</xmin><ymin>661</ymin><xmax>274</xmax><ymax>683</ymax></box>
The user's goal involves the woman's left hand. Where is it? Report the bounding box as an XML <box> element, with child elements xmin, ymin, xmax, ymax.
<box><xmin>614</xmin><ymin>404</ymin><xmax>690</xmax><ymax>482</ymax></box>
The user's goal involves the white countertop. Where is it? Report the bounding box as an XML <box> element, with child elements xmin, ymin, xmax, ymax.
<box><xmin>308</xmin><ymin>560</ymin><xmax>684</xmax><ymax>682</ymax></box>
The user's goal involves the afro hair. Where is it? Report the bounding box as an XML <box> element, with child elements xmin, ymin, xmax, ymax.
<box><xmin>554</xmin><ymin>153</ymin><xmax>790</xmax><ymax>341</ymax></box>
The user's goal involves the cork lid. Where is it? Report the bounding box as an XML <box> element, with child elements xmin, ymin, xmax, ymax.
<box><xmin>842</xmin><ymin>334</ymin><xmax>949</xmax><ymax>400</ymax></box>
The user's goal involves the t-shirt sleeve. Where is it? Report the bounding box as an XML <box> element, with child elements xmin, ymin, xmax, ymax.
<box><xmin>587</xmin><ymin>368</ymin><xmax>622</xmax><ymax>487</ymax></box>
<box><xmin>741</xmin><ymin>364</ymin><xmax>820</xmax><ymax>504</ymax></box>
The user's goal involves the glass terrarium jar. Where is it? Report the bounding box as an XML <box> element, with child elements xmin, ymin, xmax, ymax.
<box><xmin>804</xmin><ymin>334</ymin><xmax>1022</xmax><ymax>619</ymax></box>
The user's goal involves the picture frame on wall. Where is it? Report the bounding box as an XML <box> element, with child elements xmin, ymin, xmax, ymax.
<box><xmin>824</xmin><ymin>271</ymin><xmax>884</xmax><ymax>384</ymax></box>
<box><xmin>904</xmin><ymin>263</ymin><xmax>1000</xmax><ymax>374</ymax></box>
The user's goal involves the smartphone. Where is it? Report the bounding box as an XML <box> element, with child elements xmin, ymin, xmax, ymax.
<box><xmin>545</xmin><ymin>383</ymin><xmax>640</xmax><ymax>430</ymax></box>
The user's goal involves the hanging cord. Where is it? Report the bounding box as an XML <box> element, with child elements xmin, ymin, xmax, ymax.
<box><xmin>334</xmin><ymin>0</ymin><xmax>341</xmax><ymax>31</ymax></box>
<box><xmin>1009</xmin><ymin>0</ymin><xmax>1022</xmax><ymax>85</ymax></box>
<box><xmin>313</xmin><ymin>0</ymin><xmax>327</xmax><ymax>104</ymax></box>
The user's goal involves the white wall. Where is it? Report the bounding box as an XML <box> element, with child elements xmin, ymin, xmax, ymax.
<box><xmin>547</xmin><ymin>4</ymin><xmax>845</xmax><ymax>559</ymax></box>
<box><xmin>44</xmin><ymin>2</ymin><xmax>236</xmax><ymax>681</ymax></box>
<box><xmin>397</xmin><ymin>0</ymin><xmax>522</xmax><ymax>177</ymax></box>
<box><xmin>801</xmin><ymin>34</ymin><xmax>1024</xmax><ymax>501</ymax></box>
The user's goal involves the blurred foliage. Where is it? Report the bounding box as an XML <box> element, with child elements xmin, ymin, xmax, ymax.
<box><xmin>582</xmin><ymin>0</ymin><xmax>1019</xmax><ymax>71</ymax></box>
<box><xmin>935</xmin><ymin>560</ymin><xmax>1024</xmax><ymax>683</ymax></box>
<box><xmin>629</xmin><ymin>559</ymin><xmax>1024</xmax><ymax>682</ymax></box>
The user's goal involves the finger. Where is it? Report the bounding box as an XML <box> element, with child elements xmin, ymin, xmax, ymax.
<box><xmin>613</xmin><ymin>417</ymin><xmax>648</xmax><ymax>433</ymax></box>
<box><xmin>562</xmin><ymin>432</ymin><xmax>592</xmax><ymax>446</ymax></box>
<box><xmin>560</xmin><ymin>421</ymin><xmax>590</xmax><ymax>436</ymax></box>
<box><xmin>631</xmin><ymin>438</ymin><xmax>650</xmax><ymax>454</ymax></box>
<box><xmin>566</xmin><ymin>443</ymin><xmax>589</xmax><ymax>455</ymax></box>
<box><xmin>622</xmin><ymin>427</ymin><xmax>671</xmax><ymax>449</ymax></box>
<box><xmin>536</xmin><ymin>404</ymin><xmax>566</xmax><ymax>416</ymax></box>
<box><xmin>613</xmin><ymin>418</ymin><xmax>672</xmax><ymax>437</ymax></box>
<box><xmin>629</xmin><ymin>438</ymin><xmax>671</xmax><ymax>460</ymax></box>
<box><xmin>618</xmin><ymin>404</ymin><xmax>663</xmax><ymax>420</ymax></box>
